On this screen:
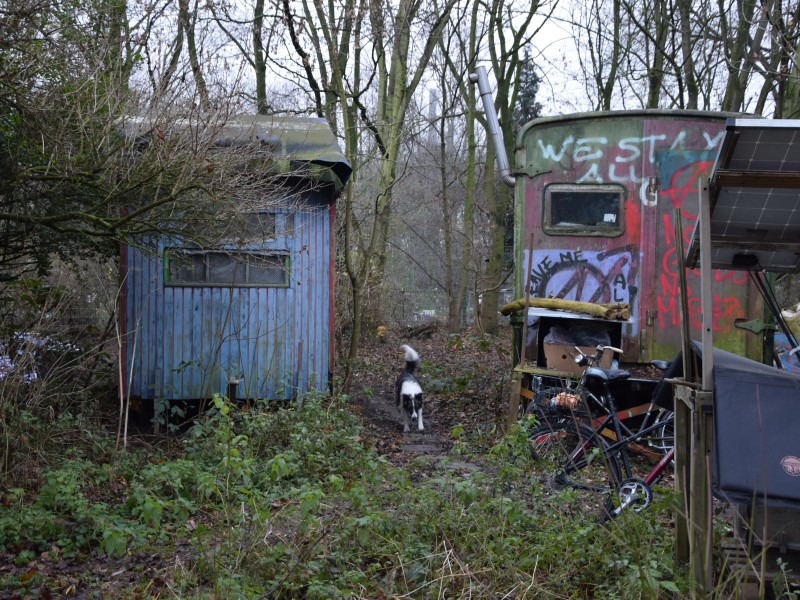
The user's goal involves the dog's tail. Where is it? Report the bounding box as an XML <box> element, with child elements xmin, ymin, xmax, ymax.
<box><xmin>401</xmin><ymin>344</ymin><xmax>419</xmax><ymax>374</ymax></box>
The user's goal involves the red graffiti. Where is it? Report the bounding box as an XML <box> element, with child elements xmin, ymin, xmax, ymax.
<box><xmin>659</xmin><ymin>160</ymin><xmax>713</xmax><ymax>211</ymax></box>
<box><xmin>656</xmin><ymin>162</ymin><xmax>747</xmax><ymax>334</ymax></box>
<box><xmin>657</xmin><ymin>289</ymin><xmax>744</xmax><ymax>332</ymax></box>
<box><xmin>660</xmin><ymin>239</ymin><xmax>748</xmax><ymax>286</ymax></box>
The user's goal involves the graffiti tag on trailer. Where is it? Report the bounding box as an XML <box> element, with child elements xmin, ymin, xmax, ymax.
<box><xmin>536</xmin><ymin>130</ymin><xmax>725</xmax><ymax>206</ymax></box>
<box><xmin>656</xmin><ymin>160</ymin><xmax>746</xmax><ymax>334</ymax></box>
<box><xmin>527</xmin><ymin>245</ymin><xmax>640</xmax><ymax>305</ymax></box>
<box><xmin>529</xmin><ymin>123</ymin><xmax>749</xmax><ymax>338</ymax></box>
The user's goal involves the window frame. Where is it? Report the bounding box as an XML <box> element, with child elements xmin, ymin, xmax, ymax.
<box><xmin>240</xmin><ymin>211</ymin><xmax>278</xmax><ymax>244</ymax></box>
<box><xmin>542</xmin><ymin>183</ymin><xmax>626</xmax><ymax>237</ymax></box>
<box><xmin>164</xmin><ymin>249</ymin><xmax>291</xmax><ymax>288</ymax></box>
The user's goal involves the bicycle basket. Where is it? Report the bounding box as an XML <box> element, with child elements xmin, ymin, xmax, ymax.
<box><xmin>526</xmin><ymin>385</ymin><xmax>593</xmax><ymax>421</ymax></box>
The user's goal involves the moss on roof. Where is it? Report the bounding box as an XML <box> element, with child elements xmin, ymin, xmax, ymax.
<box><xmin>221</xmin><ymin>115</ymin><xmax>351</xmax><ymax>190</ymax></box>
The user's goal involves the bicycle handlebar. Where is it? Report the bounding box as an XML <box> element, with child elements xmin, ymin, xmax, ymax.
<box><xmin>572</xmin><ymin>344</ymin><xmax>624</xmax><ymax>368</ymax></box>
<box><xmin>599</xmin><ymin>345</ymin><xmax>624</xmax><ymax>355</ymax></box>
<box><xmin>573</xmin><ymin>345</ymin><xmax>624</xmax><ymax>357</ymax></box>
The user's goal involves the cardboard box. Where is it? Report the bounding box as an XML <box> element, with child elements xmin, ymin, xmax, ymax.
<box><xmin>543</xmin><ymin>343</ymin><xmax>612</xmax><ymax>373</ymax></box>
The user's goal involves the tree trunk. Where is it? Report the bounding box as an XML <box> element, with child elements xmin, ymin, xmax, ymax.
<box><xmin>456</xmin><ymin>72</ymin><xmax>477</xmax><ymax>331</ymax></box>
<box><xmin>645</xmin><ymin>0</ymin><xmax>668</xmax><ymax>108</ymax></box>
<box><xmin>179</xmin><ymin>0</ymin><xmax>209</xmax><ymax>110</ymax></box>
<box><xmin>784</xmin><ymin>42</ymin><xmax>800</xmax><ymax>118</ymax></box>
<box><xmin>478</xmin><ymin>0</ymin><xmax>540</xmax><ymax>335</ymax></box>
<box><xmin>598</xmin><ymin>0</ymin><xmax>621</xmax><ymax>110</ymax></box>
<box><xmin>677</xmin><ymin>0</ymin><xmax>698</xmax><ymax>109</ymax></box>
<box><xmin>439</xmin><ymin>82</ymin><xmax>458</xmax><ymax>333</ymax></box>
<box><xmin>500</xmin><ymin>297</ymin><xmax>630</xmax><ymax>320</ymax></box>
<box><xmin>253</xmin><ymin>0</ymin><xmax>268</xmax><ymax>114</ymax></box>
<box><xmin>720</xmin><ymin>0</ymin><xmax>758</xmax><ymax>111</ymax></box>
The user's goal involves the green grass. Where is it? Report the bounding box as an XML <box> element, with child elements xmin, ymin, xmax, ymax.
<box><xmin>0</xmin><ymin>397</ymin><xmax>686</xmax><ymax>598</ymax></box>
<box><xmin>0</xmin><ymin>392</ymin><xmax>695</xmax><ymax>598</ymax></box>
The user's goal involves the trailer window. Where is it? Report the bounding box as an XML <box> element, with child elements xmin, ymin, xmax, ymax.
<box><xmin>544</xmin><ymin>184</ymin><xmax>625</xmax><ymax>236</ymax></box>
<box><xmin>241</xmin><ymin>212</ymin><xmax>277</xmax><ymax>243</ymax></box>
<box><xmin>165</xmin><ymin>250</ymin><xmax>290</xmax><ymax>287</ymax></box>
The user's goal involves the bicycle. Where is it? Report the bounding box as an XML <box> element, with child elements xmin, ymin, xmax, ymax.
<box><xmin>526</xmin><ymin>345</ymin><xmax>674</xmax><ymax>454</ymax></box>
<box><xmin>527</xmin><ymin>345</ymin><xmax>676</xmax><ymax>521</ymax></box>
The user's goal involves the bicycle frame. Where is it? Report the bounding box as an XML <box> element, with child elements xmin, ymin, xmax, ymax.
<box><xmin>581</xmin><ymin>388</ymin><xmax>663</xmax><ymax>452</ymax></box>
<box><xmin>600</xmin><ymin>411</ymin><xmax>675</xmax><ymax>487</ymax></box>
<box><xmin>606</xmin><ymin>446</ymin><xmax>675</xmax><ymax>518</ymax></box>
<box><xmin>539</xmin><ymin>345</ymin><xmax>677</xmax><ymax>519</ymax></box>
<box><xmin>552</xmin><ymin>410</ymin><xmax>676</xmax><ymax>519</ymax></box>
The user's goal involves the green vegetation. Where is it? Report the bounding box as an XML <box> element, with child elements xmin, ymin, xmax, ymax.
<box><xmin>1</xmin><ymin>387</ymin><xmax>692</xmax><ymax>598</ymax></box>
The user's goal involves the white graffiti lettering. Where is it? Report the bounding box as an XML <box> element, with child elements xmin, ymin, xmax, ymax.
<box><xmin>538</xmin><ymin>136</ymin><xmax>574</xmax><ymax>161</ymax></box>
<box><xmin>537</xmin><ymin>129</ymin><xmax>723</xmax><ymax>204</ymax></box>
<box><xmin>574</xmin><ymin>137</ymin><xmax>608</xmax><ymax>162</ymax></box>
<box><xmin>703</xmin><ymin>130</ymin><xmax>725</xmax><ymax>149</ymax></box>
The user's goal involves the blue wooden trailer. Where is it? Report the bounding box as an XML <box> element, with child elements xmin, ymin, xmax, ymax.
<box><xmin>120</xmin><ymin>115</ymin><xmax>351</xmax><ymax>419</ymax></box>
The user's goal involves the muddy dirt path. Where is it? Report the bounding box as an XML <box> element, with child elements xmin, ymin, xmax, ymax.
<box><xmin>347</xmin><ymin>324</ymin><xmax>513</xmax><ymax>471</ymax></box>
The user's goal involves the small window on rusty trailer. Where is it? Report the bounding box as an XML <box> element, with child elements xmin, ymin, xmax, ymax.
<box><xmin>165</xmin><ymin>249</ymin><xmax>290</xmax><ymax>287</ymax></box>
<box><xmin>543</xmin><ymin>183</ymin><xmax>625</xmax><ymax>237</ymax></box>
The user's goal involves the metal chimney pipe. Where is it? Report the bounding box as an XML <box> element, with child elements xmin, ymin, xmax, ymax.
<box><xmin>469</xmin><ymin>66</ymin><xmax>515</xmax><ymax>187</ymax></box>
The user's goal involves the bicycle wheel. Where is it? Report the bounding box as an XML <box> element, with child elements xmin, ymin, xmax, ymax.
<box><xmin>646</xmin><ymin>409</ymin><xmax>674</xmax><ymax>454</ymax></box>
<box><xmin>529</xmin><ymin>422</ymin><xmax>622</xmax><ymax>518</ymax></box>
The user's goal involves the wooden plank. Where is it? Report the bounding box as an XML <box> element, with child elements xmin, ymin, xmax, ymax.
<box><xmin>520</xmin><ymin>234</ymin><xmax>535</xmax><ymax>368</ymax></box>
<box><xmin>693</xmin><ymin>177</ymin><xmax>714</xmax><ymax>593</ymax></box>
<box><xmin>511</xmin><ymin>364</ymin><xmax>581</xmax><ymax>378</ymax></box>
<box><xmin>718</xmin><ymin>544</ymin><xmax>800</xmax><ymax>599</ymax></box>
<box><xmin>506</xmin><ymin>370</ymin><xmax>523</xmax><ymax>432</ymax></box>
<box><xmin>713</xmin><ymin>170</ymin><xmax>800</xmax><ymax>190</ymax></box>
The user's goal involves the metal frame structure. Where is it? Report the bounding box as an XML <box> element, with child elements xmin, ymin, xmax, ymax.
<box><xmin>681</xmin><ymin>118</ymin><xmax>800</xmax><ymax>593</ymax></box>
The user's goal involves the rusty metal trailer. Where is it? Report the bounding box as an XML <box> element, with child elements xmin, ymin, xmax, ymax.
<box><xmin>502</xmin><ymin>110</ymin><xmax>766</xmax><ymax>422</ymax></box>
<box><xmin>471</xmin><ymin>67</ymin><xmax>800</xmax><ymax>596</ymax></box>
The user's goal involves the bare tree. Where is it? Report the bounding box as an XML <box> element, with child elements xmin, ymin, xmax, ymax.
<box><xmin>478</xmin><ymin>0</ymin><xmax>549</xmax><ymax>335</ymax></box>
<box><xmin>272</xmin><ymin>0</ymin><xmax>459</xmax><ymax>388</ymax></box>
<box><xmin>0</xmin><ymin>0</ymin><xmax>284</xmax><ymax>280</ymax></box>
<box><xmin>561</xmin><ymin>0</ymin><xmax>800</xmax><ymax>115</ymax></box>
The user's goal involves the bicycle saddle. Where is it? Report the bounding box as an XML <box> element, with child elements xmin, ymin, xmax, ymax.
<box><xmin>584</xmin><ymin>366</ymin><xmax>631</xmax><ymax>382</ymax></box>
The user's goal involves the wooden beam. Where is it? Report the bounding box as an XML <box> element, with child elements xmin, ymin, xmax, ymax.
<box><xmin>705</xmin><ymin>238</ymin><xmax>800</xmax><ymax>252</ymax></box>
<box><xmin>506</xmin><ymin>369</ymin><xmax>524</xmax><ymax>433</ymax></box>
<box><xmin>696</xmin><ymin>178</ymin><xmax>714</xmax><ymax>592</ymax></box>
<box><xmin>712</xmin><ymin>170</ymin><xmax>800</xmax><ymax>190</ymax></box>
<box><xmin>500</xmin><ymin>297</ymin><xmax>630</xmax><ymax>320</ymax></box>
<box><xmin>674</xmin><ymin>210</ymin><xmax>691</xmax><ymax>567</ymax></box>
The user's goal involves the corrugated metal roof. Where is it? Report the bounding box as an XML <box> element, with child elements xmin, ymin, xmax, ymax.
<box><xmin>122</xmin><ymin>113</ymin><xmax>352</xmax><ymax>191</ymax></box>
<box><xmin>220</xmin><ymin>115</ymin><xmax>352</xmax><ymax>190</ymax></box>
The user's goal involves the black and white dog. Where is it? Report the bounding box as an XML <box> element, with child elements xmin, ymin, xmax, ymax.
<box><xmin>395</xmin><ymin>344</ymin><xmax>424</xmax><ymax>432</ymax></box>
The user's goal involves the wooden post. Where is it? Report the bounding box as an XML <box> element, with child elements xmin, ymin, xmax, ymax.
<box><xmin>699</xmin><ymin>179</ymin><xmax>714</xmax><ymax>394</ymax></box>
<box><xmin>693</xmin><ymin>177</ymin><xmax>714</xmax><ymax>593</ymax></box>
<box><xmin>506</xmin><ymin>370</ymin><xmax>523</xmax><ymax>432</ymax></box>
<box><xmin>673</xmin><ymin>209</ymin><xmax>692</xmax><ymax>566</ymax></box>
<box><xmin>520</xmin><ymin>234</ymin><xmax>535</xmax><ymax>369</ymax></box>
<box><xmin>673</xmin><ymin>385</ymin><xmax>692</xmax><ymax>565</ymax></box>
<box><xmin>506</xmin><ymin>234</ymin><xmax>535</xmax><ymax>433</ymax></box>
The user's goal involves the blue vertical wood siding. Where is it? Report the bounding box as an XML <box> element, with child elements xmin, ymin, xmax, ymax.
<box><xmin>123</xmin><ymin>193</ymin><xmax>334</xmax><ymax>402</ymax></box>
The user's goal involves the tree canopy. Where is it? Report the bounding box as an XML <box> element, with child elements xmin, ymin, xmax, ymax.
<box><xmin>3</xmin><ymin>0</ymin><xmax>799</xmax><ymax>330</ymax></box>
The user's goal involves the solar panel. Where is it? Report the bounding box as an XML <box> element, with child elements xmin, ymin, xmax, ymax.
<box><xmin>686</xmin><ymin>118</ymin><xmax>800</xmax><ymax>273</ymax></box>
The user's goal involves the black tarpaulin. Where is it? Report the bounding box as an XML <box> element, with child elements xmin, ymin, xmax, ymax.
<box><xmin>708</xmin><ymin>343</ymin><xmax>800</xmax><ymax>507</ymax></box>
